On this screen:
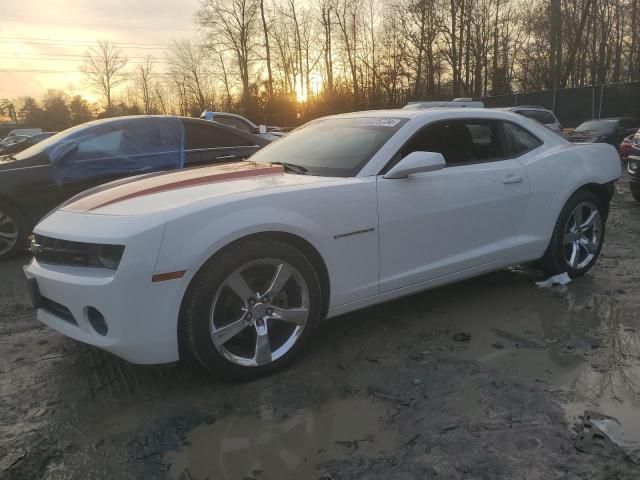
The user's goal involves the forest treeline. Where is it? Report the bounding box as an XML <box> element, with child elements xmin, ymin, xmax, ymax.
<box><xmin>2</xmin><ymin>0</ymin><xmax>637</xmax><ymax>127</ymax></box>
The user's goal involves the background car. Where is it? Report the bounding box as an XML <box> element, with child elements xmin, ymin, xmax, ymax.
<box><xmin>569</xmin><ymin>117</ymin><xmax>639</xmax><ymax>145</ymax></box>
<box><xmin>619</xmin><ymin>133</ymin><xmax>636</xmax><ymax>162</ymax></box>
<box><xmin>24</xmin><ymin>108</ymin><xmax>620</xmax><ymax>379</ymax></box>
<box><xmin>0</xmin><ymin>132</ymin><xmax>58</xmax><ymax>156</ymax></box>
<box><xmin>0</xmin><ymin>115</ymin><xmax>270</xmax><ymax>260</ymax></box>
<box><xmin>403</xmin><ymin>97</ymin><xmax>485</xmax><ymax>109</ymax></box>
<box><xmin>200</xmin><ymin>111</ymin><xmax>285</xmax><ymax>141</ymax></box>
<box><xmin>502</xmin><ymin>106</ymin><xmax>564</xmax><ymax>135</ymax></box>
<box><xmin>1</xmin><ymin>128</ymin><xmax>42</xmax><ymax>143</ymax></box>
<box><xmin>626</xmin><ymin>131</ymin><xmax>640</xmax><ymax>201</ymax></box>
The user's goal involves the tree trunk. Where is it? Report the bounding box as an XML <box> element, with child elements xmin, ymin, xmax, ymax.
<box><xmin>260</xmin><ymin>0</ymin><xmax>274</xmax><ymax>98</ymax></box>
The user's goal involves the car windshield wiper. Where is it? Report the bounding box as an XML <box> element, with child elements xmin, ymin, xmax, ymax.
<box><xmin>271</xmin><ymin>162</ymin><xmax>308</xmax><ymax>175</ymax></box>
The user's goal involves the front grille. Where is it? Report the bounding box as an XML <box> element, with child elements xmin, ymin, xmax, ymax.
<box><xmin>33</xmin><ymin>235</ymin><xmax>124</xmax><ymax>269</ymax></box>
<box><xmin>41</xmin><ymin>296</ymin><xmax>77</xmax><ymax>325</ymax></box>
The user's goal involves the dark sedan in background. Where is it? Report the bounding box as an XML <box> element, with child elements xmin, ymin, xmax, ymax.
<box><xmin>569</xmin><ymin>117</ymin><xmax>639</xmax><ymax>146</ymax></box>
<box><xmin>0</xmin><ymin>115</ymin><xmax>270</xmax><ymax>260</ymax></box>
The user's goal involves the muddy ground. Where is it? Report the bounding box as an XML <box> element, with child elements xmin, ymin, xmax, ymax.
<box><xmin>2</xmin><ymin>181</ymin><xmax>640</xmax><ymax>480</ymax></box>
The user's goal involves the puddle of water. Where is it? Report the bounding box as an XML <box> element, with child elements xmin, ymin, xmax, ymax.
<box><xmin>417</xmin><ymin>273</ymin><xmax>640</xmax><ymax>442</ymax></box>
<box><xmin>164</xmin><ymin>397</ymin><xmax>399</xmax><ymax>480</ymax></box>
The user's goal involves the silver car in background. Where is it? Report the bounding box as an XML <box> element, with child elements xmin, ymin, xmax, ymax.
<box><xmin>503</xmin><ymin>106</ymin><xmax>564</xmax><ymax>135</ymax></box>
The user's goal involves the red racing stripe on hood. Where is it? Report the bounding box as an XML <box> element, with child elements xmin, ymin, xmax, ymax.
<box><xmin>63</xmin><ymin>162</ymin><xmax>285</xmax><ymax>212</ymax></box>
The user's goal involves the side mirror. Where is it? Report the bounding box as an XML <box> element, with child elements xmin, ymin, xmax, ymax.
<box><xmin>259</xmin><ymin>124</ymin><xmax>268</xmax><ymax>134</ymax></box>
<box><xmin>383</xmin><ymin>151</ymin><xmax>446</xmax><ymax>179</ymax></box>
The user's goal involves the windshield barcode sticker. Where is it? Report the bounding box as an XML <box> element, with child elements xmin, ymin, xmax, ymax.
<box><xmin>360</xmin><ymin>118</ymin><xmax>401</xmax><ymax>127</ymax></box>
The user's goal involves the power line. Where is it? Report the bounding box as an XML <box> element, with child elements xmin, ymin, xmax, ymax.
<box><xmin>0</xmin><ymin>41</ymin><xmax>171</xmax><ymax>51</ymax></box>
<box><xmin>0</xmin><ymin>69</ymin><xmax>81</xmax><ymax>73</ymax></box>
<box><xmin>0</xmin><ymin>56</ymin><xmax>173</xmax><ymax>64</ymax></box>
<box><xmin>0</xmin><ymin>53</ymin><xmax>167</xmax><ymax>59</ymax></box>
<box><xmin>0</xmin><ymin>36</ymin><xmax>173</xmax><ymax>47</ymax></box>
<box><xmin>1</xmin><ymin>17</ymin><xmax>192</xmax><ymax>31</ymax></box>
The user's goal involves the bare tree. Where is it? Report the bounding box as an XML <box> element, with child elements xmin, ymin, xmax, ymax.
<box><xmin>260</xmin><ymin>0</ymin><xmax>274</xmax><ymax>98</ymax></box>
<box><xmin>197</xmin><ymin>0</ymin><xmax>260</xmax><ymax>112</ymax></box>
<box><xmin>58</xmin><ymin>0</ymin><xmax>640</xmax><ymax>122</ymax></box>
<box><xmin>318</xmin><ymin>0</ymin><xmax>335</xmax><ymax>95</ymax></box>
<box><xmin>333</xmin><ymin>0</ymin><xmax>360</xmax><ymax>98</ymax></box>
<box><xmin>166</xmin><ymin>40</ymin><xmax>210</xmax><ymax>113</ymax></box>
<box><xmin>135</xmin><ymin>56</ymin><xmax>155</xmax><ymax>114</ymax></box>
<box><xmin>80</xmin><ymin>40</ymin><xmax>128</xmax><ymax>112</ymax></box>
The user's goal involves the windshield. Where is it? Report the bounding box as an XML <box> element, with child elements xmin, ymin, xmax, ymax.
<box><xmin>574</xmin><ymin>119</ymin><xmax>617</xmax><ymax>134</ymax></box>
<box><xmin>247</xmin><ymin>117</ymin><xmax>407</xmax><ymax>177</ymax></box>
<box><xmin>11</xmin><ymin>123</ymin><xmax>91</xmax><ymax>161</ymax></box>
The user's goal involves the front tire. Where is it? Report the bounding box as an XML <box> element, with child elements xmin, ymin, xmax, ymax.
<box><xmin>0</xmin><ymin>201</ymin><xmax>27</xmax><ymax>261</ymax></box>
<box><xmin>181</xmin><ymin>239</ymin><xmax>322</xmax><ymax>380</ymax></box>
<box><xmin>632</xmin><ymin>191</ymin><xmax>640</xmax><ymax>202</ymax></box>
<box><xmin>540</xmin><ymin>190</ymin><xmax>606</xmax><ymax>278</ymax></box>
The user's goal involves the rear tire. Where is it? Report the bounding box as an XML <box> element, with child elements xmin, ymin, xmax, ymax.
<box><xmin>180</xmin><ymin>239</ymin><xmax>322</xmax><ymax>380</ymax></box>
<box><xmin>539</xmin><ymin>190</ymin><xmax>606</xmax><ymax>278</ymax></box>
<box><xmin>0</xmin><ymin>201</ymin><xmax>27</xmax><ymax>261</ymax></box>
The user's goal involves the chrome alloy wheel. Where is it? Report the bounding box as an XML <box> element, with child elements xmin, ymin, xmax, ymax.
<box><xmin>0</xmin><ymin>209</ymin><xmax>18</xmax><ymax>256</ymax></box>
<box><xmin>209</xmin><ymin>259</ymin><xmax>310</xmax><ymax>367</ymax></box>
<box><xmin>563</xmin><ymin>201</ymin><xmax>602</xmax><ymax>270</ymax></box>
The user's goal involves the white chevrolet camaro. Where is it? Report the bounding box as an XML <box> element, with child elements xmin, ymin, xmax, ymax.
<box><xmin>25</xmin><ymin>108</ymin><xmax>621</xmax><ymax>379</ymax></box>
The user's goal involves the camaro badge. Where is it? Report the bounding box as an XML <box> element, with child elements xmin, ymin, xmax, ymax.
<box><xmin>334</xmin><ymin>228</ymin><xmax>375</xmax><ymax>240</ymax></box>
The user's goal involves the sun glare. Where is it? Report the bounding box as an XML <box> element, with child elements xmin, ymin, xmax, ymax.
<box><xmin>295</xmin><ymin>85</ymin><xmax>308</xmax><ymax>103</ymax></box>
<box><xmin>295</xmin><ymin>74</ymin><xmax>323</xmax><ymax>103</ymax></box>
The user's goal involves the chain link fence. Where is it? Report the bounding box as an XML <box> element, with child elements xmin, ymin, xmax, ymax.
<box><xmin>483</xmin><ymin>82</ymin><xmax>640</xmax><ymax>128</ymax></box>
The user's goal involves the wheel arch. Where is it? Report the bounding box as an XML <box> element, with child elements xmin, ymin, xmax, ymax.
<box><xmin>0</xmin><ymin>194</ymin><xmax>28</xmax><ymax>221</ymax></box>
<box><xmin>573</xmin><ymin>181</ymin><xmax>614</xmax><ymax>216</ymax></box>
<box><xmin>177</xmin><ymin>230</ymin><xmax>331</xmax><ymax>356</ymax></box>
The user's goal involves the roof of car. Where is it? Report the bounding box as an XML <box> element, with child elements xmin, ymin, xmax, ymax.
<box><xmin>505</xmin><ymin>106</ymin><xmax>550</xmax><ymax>110</ymax></box>
<box><xmin>581</xmin><ymin>117</ymin><xmax>635</xmax><ymax>122</ymax></box>
<box><xmin>331</xmin><ymin>107</ymin><xmax>511</xmax><ymax>120</ymax></box>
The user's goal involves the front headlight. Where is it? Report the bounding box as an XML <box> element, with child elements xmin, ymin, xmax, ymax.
<box><xmin>97</xmin><ymin>244</ymin><xmax>126</xmax><ymax>269</ymax></box>
<box><xmin>32</xmin><ymin>235</ymin><xmax>125</xmax><ymax>270</ymax></box>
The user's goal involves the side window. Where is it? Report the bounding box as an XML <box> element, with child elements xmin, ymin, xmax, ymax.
<box><xmin>215</xmin><ymin>116</ymin><xmax>254</xmax><ymax>133</ymax></box>
<box><xmin>184</xmin><ymin>123</ymin><xmax>254</xmax><ymax>150</ymax></box>
<box><xmin>516</xmin><ymin>109</ymin><xmax>536</xmax><ymax>121</ymax></box>
<box><xmin>75</xmin><ymin>128</ymin><xmax>125</xmax><ymax>158</ymax></box>
<box><xmin>620</xmin><ymin>119</ymin><xmax>637</xmax><ymax>129</ymax></box>
<box><xmin>401</xmin><ymin>120</ymin><xmax>508</xmax><ymax>166</ymax></box>
<box><xmin>502</xmin><ymin>122</ymin><xmax>542</xmax><ymax>156</ymax></box>
<box><xmin>518</xmin><ymin>109</ymin><xmax>554</xmax><ymax>125</ymax></box>
<box><xmin>538</xmin><ymin>111</ymin><xmax>556</xmax><ymax>124</ymax></box>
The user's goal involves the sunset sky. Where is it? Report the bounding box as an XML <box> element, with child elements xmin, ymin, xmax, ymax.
<box><xmin>0</xmin><ymin>0</ymin><xmax>200</xmax><ymax>101</ymax></box>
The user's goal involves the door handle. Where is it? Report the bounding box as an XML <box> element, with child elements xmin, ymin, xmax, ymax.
<box><xmin>216</xmin><ymin>154</ymin><xmax>237</xmax><ymax>161</ymax></box>
<box><xmin>502</xmin><ymin>174</ymin><xmax>523</xmax><ymax>184</ymax></box>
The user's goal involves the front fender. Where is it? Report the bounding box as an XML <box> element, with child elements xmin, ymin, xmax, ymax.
<box><xmin>156</xmin><ymin>206</ymin><xmax>327</xmax><ymax>274</ymax></box>
<box><xmin>154</xmin><ymin>178</ymin><xmax>380</xmax><ymax>308</ymax></box>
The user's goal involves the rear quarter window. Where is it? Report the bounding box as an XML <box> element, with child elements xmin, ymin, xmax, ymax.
<box><xmin>503</xmin><ymin>122</ymin><xmax>543</xmax><ymax>156</ymax></box>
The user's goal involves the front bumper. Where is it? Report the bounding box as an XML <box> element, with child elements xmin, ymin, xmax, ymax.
<box><xmin>23</xmin><ymin>210</ymin><xmax>190</xmax><ymax>364</ymax></box>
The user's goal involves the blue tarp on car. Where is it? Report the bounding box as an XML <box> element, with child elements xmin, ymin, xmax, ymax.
<box><xmin>48</xmin><ymin>116</ymin><xmax>185</xmax><ymax>185</ymax></box>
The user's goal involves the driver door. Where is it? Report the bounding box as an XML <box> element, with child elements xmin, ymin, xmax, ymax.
<box><xmin>376</xmin><ymin>119</ymin><xmax>531</xmax><ymax>292</ymax></box>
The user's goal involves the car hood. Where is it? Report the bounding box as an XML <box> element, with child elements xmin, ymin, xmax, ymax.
<box><xmin>60</xmin><ymin>161</ymin><xmax>342</xmax><ymax>216</ymax></box>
